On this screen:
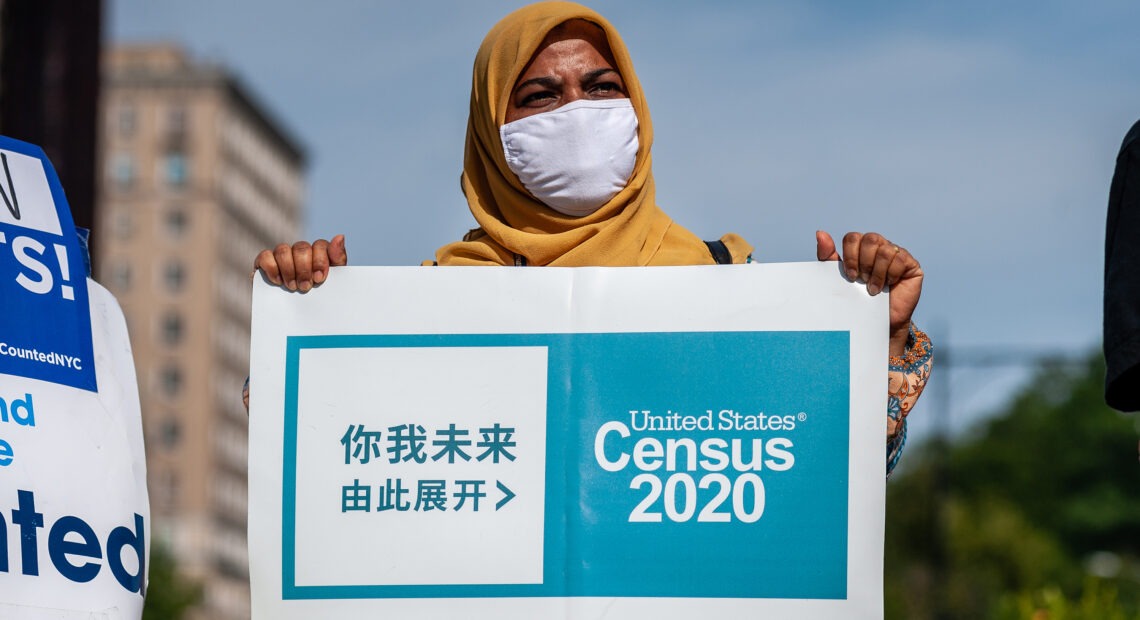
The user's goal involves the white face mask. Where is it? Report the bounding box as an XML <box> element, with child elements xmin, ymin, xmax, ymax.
<box><xmin>500</xmin><ymin>98</ymin><xmax>639</xmax><ymax>217</ymax></box>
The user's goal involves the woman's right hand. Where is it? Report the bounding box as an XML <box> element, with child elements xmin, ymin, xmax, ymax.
<box><xmin>254</xmin><ymin>234</ymin><xmax>347</xmax><ymax>292</ymax></box>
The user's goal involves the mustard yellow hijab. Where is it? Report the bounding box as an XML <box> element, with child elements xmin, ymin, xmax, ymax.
<box><xmin>433</xmin><ymin>1</ymin><xmax>751</xmax><ymax>266</ymax></box>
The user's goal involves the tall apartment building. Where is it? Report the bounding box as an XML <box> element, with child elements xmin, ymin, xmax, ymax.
<box><xmin>96</xmin><ymin>45</ymin><xmax>305</xmax><ymax>619</ymax></box>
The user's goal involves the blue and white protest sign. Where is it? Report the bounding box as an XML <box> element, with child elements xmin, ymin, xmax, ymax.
<box><xmin>0</xmin><ymin>137</ymin><xmax>149</xmax><ymax>619</ymax></box>
<box><xmin>0</xmin><ymin>136</ymin><xmax>96</xmax><ymax>392</ymax></box>
<box><xmin>249</xmin><ymin>264</ymin><xmax>887</xmax><ymax>619</ymax></box>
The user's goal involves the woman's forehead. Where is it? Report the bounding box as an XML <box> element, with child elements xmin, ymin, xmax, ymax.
<box><xmin>542</xmin><ymin>20</ymin><xmax>613</xmax><ymax>61</ymax></box>
<box><xmin>518</xmin><ymin>19</ymin><xmax>618</xmax><ymax>79</ymax></box>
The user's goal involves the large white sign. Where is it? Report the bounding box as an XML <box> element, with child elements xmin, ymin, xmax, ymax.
<box><xmin>0</xmin><ymin>137</ymin><xmax>149</xmax><ymax>619</ymax></box>
<box><xmin>249</xmin><ymin>263</ymin><xmax>887</xmax><ymax>619</ymax></box>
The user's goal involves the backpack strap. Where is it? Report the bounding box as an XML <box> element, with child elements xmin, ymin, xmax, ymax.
<box><xmin>704</xmin><ymin>240</ymin><xmax>733</xmax><ymax>265</ymax></box>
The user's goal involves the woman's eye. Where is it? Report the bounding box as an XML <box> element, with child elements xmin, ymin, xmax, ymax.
<box><xmin>520</xmin><ymin>91</ymin><xmax>556</xmax><ymax>106</ymax></box>
<box><xmin>590</xmin><ymin>82</ymin><xmax>623</xmax><ymax>96</ymax></box>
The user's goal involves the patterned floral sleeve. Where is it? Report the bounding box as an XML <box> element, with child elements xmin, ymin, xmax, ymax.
<box><xmin>885</xmin><ymin>324</ymin><xmax>933</xmax><ymax>477</ymax></box>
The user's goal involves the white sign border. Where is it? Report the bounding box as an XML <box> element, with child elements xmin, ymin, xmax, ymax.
<box><xmin>250</xmin><ymin>263</ymin><xmax>886</xmax><ymax>619</ymax></box>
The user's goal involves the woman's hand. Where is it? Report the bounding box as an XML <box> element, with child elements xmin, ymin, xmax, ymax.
<box><xmin>815</xmin><ymin>230</ymin><xmax>924</xmax><ymax>357</ymax></box>
<box><xmin>254</xmin><ymin>234</ymin><xmax>348</xmax><ymax>292</ymax></box>
<box><xmin>246</xmin><ymin>236</ymin><xmax>346</xmax><ymax>414</ymax></box>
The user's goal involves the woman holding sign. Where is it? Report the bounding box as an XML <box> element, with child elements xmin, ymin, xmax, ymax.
<box><xmin>253</xmin><ymin>1</ymin><xmax>932</xmax><ymax>474</ymax></box>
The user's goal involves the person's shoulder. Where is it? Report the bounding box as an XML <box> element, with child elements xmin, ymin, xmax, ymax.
<box><xmin>1121</xmin><ymin>119</ymin><xmax>1140</xmax><ymax>154</ymax></box>
<box><xmin>654</xmin><ymin>223</ymin><xmax>753</xmax><ymax>265</ymax></box>
<box><xmin>717</xmin><ymin>233</ymin><xmax>753</xmax><ymax>264</ymax></box>
<box><xmin>462</xmin><ymin>227</ymin><xmax>487</xmax><ymax>242</ymax></box>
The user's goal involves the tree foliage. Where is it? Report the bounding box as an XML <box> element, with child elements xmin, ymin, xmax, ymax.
<box><xmin>142</xmin><ymin>542</ymin><xmax>203</xmax><ymax>620</ymax></box>
<box><xmin>885</xmin><ymin>353</ymin><xmax>1140</xmax><ymax>619</ymax></box>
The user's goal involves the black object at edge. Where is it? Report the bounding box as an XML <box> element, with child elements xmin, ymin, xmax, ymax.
<box><xmin>705</xmin><ymin>240</ymin><xmax>732</xmax><ymax>265</ymax></box>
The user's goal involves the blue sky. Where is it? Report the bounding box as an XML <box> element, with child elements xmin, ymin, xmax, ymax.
<box><xmin>110</xmin><ymin>1</ymin><xmax>1140</xmax><ymax>443</ymax></box>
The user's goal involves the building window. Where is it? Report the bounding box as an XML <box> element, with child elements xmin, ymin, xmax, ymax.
<box><xmin>168</xmin><ymin>105</ymin><xmax>188</xmax><ymax>135</ymax></box>
<box><xmin>111</xmin><ymin>210</ymin><xmax>132</xmax><ymax>240</ymax></box>
<box><xmin>164</xmin><ymin>207</ymin><xmax>189</xmax><ymax>239</ymax></box>
<box><xmin>158</xmin><ymin>416</ymin><xmax>181</xmax><ymax>449</ymax></box>
<box><xmin>162</xmin><ymin>260</ymin><xmax>186</xmax><ymax>293</ymax></box>
<box><xmin>155</xmin><ymin>469</ymin><xmax>180</xmax><ymax>510</ymax></box>
<box><xmin>108</xmin><ymin>262</ymin><xmax>131</xmax><ymax>293</ymax></box>
<box><xmin>158</xmin><ymin>365</ymin><xmax>183</xmax><ymax>398</ymax></box>
<box><xmin>164</xmin><ymin>153</ymin><xmax>188</xmax><ymax>188</ymax></box>
<box><xmin>160</xmin><ymin>312</ymin><xmax>184</xmax><ymax>346</ymax></box>
<box><xmin>111</xmin><ymin>154</ymin><xmax>135</xmax><ymax>190</ymax></box>
<box><xmin>117</xmin><ymin>105</ymin><xmax>136</xmax><ymax>138</ymax></box>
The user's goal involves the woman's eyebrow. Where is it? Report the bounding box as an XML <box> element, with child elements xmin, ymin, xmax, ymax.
<box><xmin>514</xmin><ymin>75</ymin><xmax>562</xmax><ymax>91</ymax></box>
<box><xmin>582</xmin><ymin>67</ymin><xmax>620</xmax><ymax>82</ymax></box>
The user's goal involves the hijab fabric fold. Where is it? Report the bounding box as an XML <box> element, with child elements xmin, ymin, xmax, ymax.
<box><xmin>434</xmin><ymin>1</ymin><xmax>751</xmax><ymax>266</ymax></box>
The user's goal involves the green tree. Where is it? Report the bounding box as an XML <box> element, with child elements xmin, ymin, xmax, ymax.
<box><xmin>885</xmin><ymin>353</ymin><xmax>1140</xmax><ymax>619</ymax></box>
<box><xmin>142</xmin><ymin>543</ymin><xmax>202</xmax><ymax>620</ymax></box>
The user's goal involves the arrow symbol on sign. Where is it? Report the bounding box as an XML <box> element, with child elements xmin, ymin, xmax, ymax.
<box><xmin>496</xmin><ymin>481</ymin><xmax>515</xmax><ymax>511</ymax></box>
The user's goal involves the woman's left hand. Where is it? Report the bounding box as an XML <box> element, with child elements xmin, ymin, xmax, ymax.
<box><xmin>815</xmin><ymin>231</ymin><xmax>924</xmax><ymax>357</ymax></box>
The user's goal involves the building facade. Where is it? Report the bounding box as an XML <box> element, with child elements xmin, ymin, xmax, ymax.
<box><xmin>97</xmin><ymin>45</ymin><xmax>305</xmax><ymax>619</ymax></box>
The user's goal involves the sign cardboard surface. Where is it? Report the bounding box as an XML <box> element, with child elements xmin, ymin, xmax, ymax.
<box><xmin>0</xmin><ymin>137</ymin><xmax>95</xmax><ymax>392</ymax></box>
<box><xmin>0</xmin><ymin>136</ymin><xmax>149</xmax><ymax>619</ymax></box>
<box><xmin>249</xmin><ymin>263</ymin><xmax>887</xmax><ymax>619</ymax></box>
